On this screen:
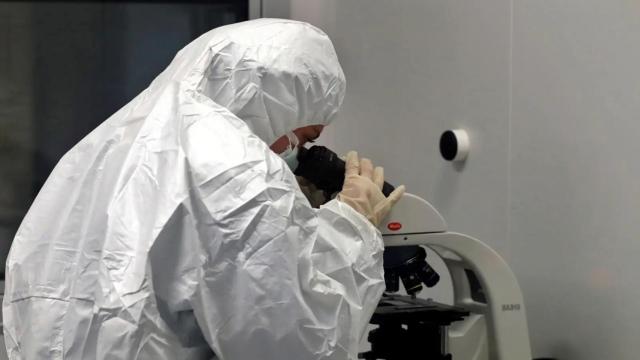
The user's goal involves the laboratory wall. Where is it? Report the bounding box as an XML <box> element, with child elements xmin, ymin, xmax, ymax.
<box><xmin>264</xmin><ymin>0</ymin><xmax>640</xmax><ymax>359</ymax></box>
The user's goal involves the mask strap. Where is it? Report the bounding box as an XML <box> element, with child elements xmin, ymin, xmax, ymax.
<box><xmin>286</xmin><ymin>131</ymin><xmax>299</xmax><ymax>149</ymax></box>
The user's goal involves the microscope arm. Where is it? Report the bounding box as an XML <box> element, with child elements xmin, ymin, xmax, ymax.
<box><xmin>384</xmin><ymin>232</ymin><xmax>532</xmax><ymax>359</ymax></box>
<box><xmin>380</xmin><ymin>194</ymin><xmax>532</xmax><ymax>360</ymax></box>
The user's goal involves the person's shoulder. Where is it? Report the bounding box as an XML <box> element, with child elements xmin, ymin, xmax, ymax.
<box><xmin>181</xmin><ymin>111</ymin><xmax>287</xmax><ymax>185</ymax></box>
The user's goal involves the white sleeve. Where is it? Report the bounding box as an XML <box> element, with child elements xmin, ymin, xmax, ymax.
<box><xmin>188</xmin><ymin>174</ymin><xmax>384</xmax><ymax>359</ymax></box>
<box><xmin>311</xmin><ymin>199</ymin><xmax>386</xmax><ymax>353</ymax></box>
<box><xmin>183</xmin><ymin>116</ymin><xmax>385</xmax><ymax>360</ymax></box>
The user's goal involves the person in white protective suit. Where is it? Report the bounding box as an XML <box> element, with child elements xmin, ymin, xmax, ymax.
<box><xmin>3</xmin><ymin>18</ymin><xmax>405</xmax><ymax>360</ymax></box>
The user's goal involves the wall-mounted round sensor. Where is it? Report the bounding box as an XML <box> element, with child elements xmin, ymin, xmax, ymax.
<box><xmin>439</xmin><ymin>129</ymin><xmax>470</xmax><ymax>162</ymax></box>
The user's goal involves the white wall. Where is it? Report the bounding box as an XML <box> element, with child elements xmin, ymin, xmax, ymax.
<box><xmin>265</xmin><ymin>1</ymin><xmax>640</xmax><ymax>359</ymax></box>
<box><xmin>511</xmin><ymin>1</ymin><xmax>640</xmax><ymax>358</ymax></box>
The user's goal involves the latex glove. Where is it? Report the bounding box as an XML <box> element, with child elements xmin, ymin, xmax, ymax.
<box><xmin>337</xmin><ymin>151</ymin><xmax>406</xmax><ymax>226</ymax></box>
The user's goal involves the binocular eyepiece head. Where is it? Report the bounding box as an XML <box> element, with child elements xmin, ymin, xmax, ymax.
<box><xmin>295</xmin><ymin>146</ymin><xmax>396</xmax><ymax>196</ymax></box>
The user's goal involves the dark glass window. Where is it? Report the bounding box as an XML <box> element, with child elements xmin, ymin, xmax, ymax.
<box><xmin>0</xmin><ymin>1</ymin><xmax>250</xmax><ymax>276</ymax></box>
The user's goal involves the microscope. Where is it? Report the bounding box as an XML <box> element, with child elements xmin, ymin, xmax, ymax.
<box><xmin>295</xmin><ymin>146</ymin><xmax>533</xmax><ymax>360</ymax></box>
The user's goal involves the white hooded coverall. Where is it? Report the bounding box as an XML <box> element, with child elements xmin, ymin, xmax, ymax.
<box><xmin>3</xmin><ymin>19</ymin><xmax>386</xmax><ymax>359</ymax></box>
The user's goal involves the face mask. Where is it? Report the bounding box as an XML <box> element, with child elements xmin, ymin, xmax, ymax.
<box><xmin>278</xmin><ymin>131</ymin><xmax>300</xmax><ymax>171</ymax></box>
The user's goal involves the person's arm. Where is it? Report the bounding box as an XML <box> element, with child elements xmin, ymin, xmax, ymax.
<box><xmin>183</xmin><ymin>120</ymin><xmax>398</xmax><ymax>359</ymax></box>
<box><xmin>188</xmin><ymin>175</ymin><xmax>385</xmax><ymax>359</ymax></box>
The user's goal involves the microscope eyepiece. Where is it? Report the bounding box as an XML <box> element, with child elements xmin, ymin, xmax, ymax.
<box><xmin>294</xmin><ymin>146</ymin><xmax>395</xmax><ymax>196</ymax></box>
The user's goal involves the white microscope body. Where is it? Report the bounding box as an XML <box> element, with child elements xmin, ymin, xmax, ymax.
<box><xmin>380</xmin><ymin>193</ymin><xmax>532</xmax><ymax>360</ymax></box>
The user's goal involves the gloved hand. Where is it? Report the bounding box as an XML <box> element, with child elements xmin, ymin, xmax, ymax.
<box><xmin>337</xmin><ymin>151</ymin><xmax>406</xmax><ymax>227</ymax></box>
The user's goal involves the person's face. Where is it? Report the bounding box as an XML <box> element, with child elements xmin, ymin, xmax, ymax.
<box><xmin>270</xmin><ymin>124</ymin><xmax>324</xmax><ymax>154</ymax></box>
